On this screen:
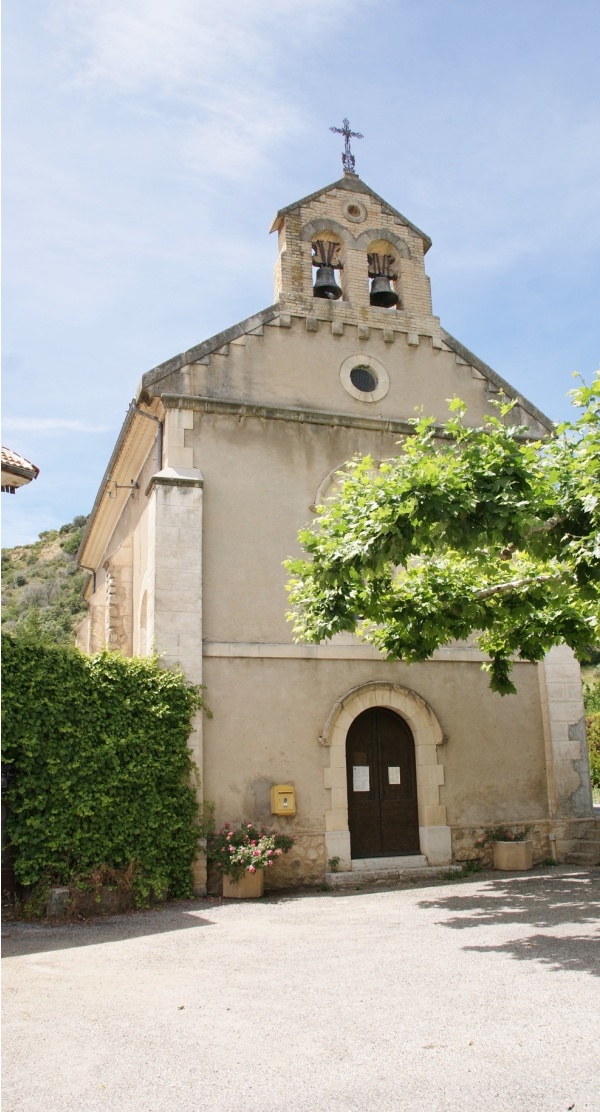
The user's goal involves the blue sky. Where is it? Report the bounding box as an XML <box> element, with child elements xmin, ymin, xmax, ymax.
<box><xmin>3</xmin><ymin>0</ymin><xmax>599</xmax><ymax>547</ymax></box>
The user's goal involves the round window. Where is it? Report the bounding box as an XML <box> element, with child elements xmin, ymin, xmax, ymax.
<box><xmin>341</xmin><ymin>198</ymin><xmax>367</xmax><ymax>224</ymax></box>
<box><xmin>339</xmin><ymin>353</ymin><xmax>389</xmax><ymax>402</ymax></box>
<box><xmin>350</xmin><ymin>365</ymin><xmax>378</xmax><ymax>393</ymax></box>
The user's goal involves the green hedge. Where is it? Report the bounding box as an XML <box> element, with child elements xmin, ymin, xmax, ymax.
<box><xmin>583</xmin><ymin>675</ymin><xmax>600</xmax><ymax>791</ymax></box>
<box><xmin>2</xmin><ymin>634</ymin><xmax>205</xmax><ymax>902</ymax></box>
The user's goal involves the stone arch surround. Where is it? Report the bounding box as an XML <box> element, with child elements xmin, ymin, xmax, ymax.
<box><xmin>320</xmin><ymin>681</ymin><xmax>452</xmax><ymax>869</ymax></box>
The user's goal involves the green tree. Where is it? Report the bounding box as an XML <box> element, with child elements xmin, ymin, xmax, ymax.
<box><xmin>286</xmin><ymin>375</ymin><xmax>600</xmax><ymax>695</ymax></box>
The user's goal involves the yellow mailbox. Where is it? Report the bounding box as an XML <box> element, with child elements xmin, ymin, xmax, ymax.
<box><xmin>271</xmin><ymin>784</ymin><xmax>296</xmax><ymax>817</ymax></box>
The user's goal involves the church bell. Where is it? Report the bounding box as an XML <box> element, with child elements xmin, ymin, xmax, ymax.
<box><xmin>313</xmin><ymin>266</ymin><xmax>343</xmax><ymax>300</ymax></box>
<box><xmin>369</xmin><ymin>275</ymin><xmax>400</xmax><ymax>308</ymax></box>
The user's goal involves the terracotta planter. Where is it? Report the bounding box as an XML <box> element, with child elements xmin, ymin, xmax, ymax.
<box><xmin>493</xmin><ymin>840</ymin><xmax>533</xmax><ymax>871</ymax></box>
<box><xmin>222</xmin><ymin>870</ymin><xmax>265</xmax><ymax>898</ymax></box>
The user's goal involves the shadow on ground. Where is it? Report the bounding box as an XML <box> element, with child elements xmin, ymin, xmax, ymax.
<box><xmin>1</xmin><ymin>901</ymin><xmax>218</xmax><ymax>958</ymax></box>
<box><xmin>418</xmin><ymin>867</ymin><xmax>600</xmax><ymax>977</ymax></box>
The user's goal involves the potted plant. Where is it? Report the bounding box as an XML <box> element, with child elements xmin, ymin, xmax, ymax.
<box><xmin>477</xmin><ymin>826</ymin><xmax>533</xmax><ymax>871</ymax></box>
<box><xmin>208</xmin><ymin>822</ymin><xmax>294</xmax><ymax>898</ymax></box>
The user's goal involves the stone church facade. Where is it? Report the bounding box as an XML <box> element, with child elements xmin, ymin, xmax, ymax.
<box><xmin>77</xmin><ymin>172</ymin><xmax>596</xmax><ymax>890</ymax></box>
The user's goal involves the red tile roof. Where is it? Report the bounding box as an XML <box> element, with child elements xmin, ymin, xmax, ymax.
<box><xmin>1</xmin><ymin>446</ymin><xmax>40</xmax><ymax>482</ymax></box>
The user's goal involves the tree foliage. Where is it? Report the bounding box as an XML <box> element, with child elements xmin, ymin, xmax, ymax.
<box><xmin>286</xmin><ymin>376</ymin><xmax>600</xmax><ymax>695</ymax></box>
<box><xmin>1</xmin><ymin>515</ymin><xmax>89</xmax><ymax>644</ymax></box>
<box><xmin>2</xmin><ymin>634</ymin><xmax>205</xmax><ymax>901</ymax></box>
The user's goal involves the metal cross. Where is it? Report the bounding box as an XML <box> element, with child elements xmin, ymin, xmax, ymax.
<box><xmin>330</xmin><ymin>118</ymin><xmax>363</xmax><ymax>175</ymax></box>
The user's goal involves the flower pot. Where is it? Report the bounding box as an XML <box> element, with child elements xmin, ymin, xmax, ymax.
<box><xmin>493</xmin><ymin>840</ymin><xmax>533</xmax><ymax>871</ymax></box>
<box><xmin>222</xmin><ymin>870</ymin><xmax>265</xmax><ymax>899</ymax></box>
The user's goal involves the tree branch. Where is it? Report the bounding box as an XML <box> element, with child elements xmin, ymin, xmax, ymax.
<box><xmin>474</xmin><ymin>573</ymin><xmax>560</xmax><ymax>600</ymax></box>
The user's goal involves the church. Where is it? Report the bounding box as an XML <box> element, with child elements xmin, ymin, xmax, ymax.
<box><xmin>76</xmin><ymin>138</ymin><xmax>596</xmax><ymax>891</ymax></box>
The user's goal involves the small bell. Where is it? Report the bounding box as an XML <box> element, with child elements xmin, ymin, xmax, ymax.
<box><xmin>370</xmin><ymin>275</ymin><xmax>399</xmax><ymax>308</ymax></box>
<box><xmin>313</xmin><ymin>266</ymin><xmax>343</xmax><ymax>300</ymax></box>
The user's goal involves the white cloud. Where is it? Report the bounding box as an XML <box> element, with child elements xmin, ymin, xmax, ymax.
<box><xmin>49</xmin><ymin>0</ymin><xmax>352</xmax><ymax>182</ymax></box>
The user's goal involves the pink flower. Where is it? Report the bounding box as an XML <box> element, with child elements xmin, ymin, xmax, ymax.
<box><xmin>268</xmin><ymin>861</ymin><xmax>273</xmax><ymax>867</ymax></box>
<box><xmin>266</xmin><ymin>850</ymin><xmax>273</xmax><ymax>856</ymax></box>
<box><xmin>248</xmin><ymin>865</ymin><xmax>255</xmax><ymax>873</ymax></box>
<box><xmin>253</xmin><ymin>849</ymin><xmax>260</xmax><ymax>856</ymax></box>
<box><xmin>247</xmin><ymin>824</ymin><xmax>253</xmax><ymax>829</ymax></box>
<box><xmin>275</xmin><ymin>848</ymin><xmax>283</xmax><ymax>856</ymax></box>
<box><xmin>250</xmin><ymin>840</ymin><xmax>256</xmax><ymax>846</ymax></box>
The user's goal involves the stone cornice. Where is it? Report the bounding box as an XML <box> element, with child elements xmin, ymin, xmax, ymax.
<box><xmin>161</xmin><ymin>393</ymin><xmax>430</xmax><ymax>437</ymax></box>
<box><xmin>78</xmin><ymin>402</ymin><xmax>160</xmax><ymax>578</ymax></box>
<box><xmin>145</xmin><ymin>467</ymin><xmax>204</xmax><ymax>496</ymax></box>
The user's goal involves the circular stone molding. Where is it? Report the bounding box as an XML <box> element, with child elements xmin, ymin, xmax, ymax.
<box><xmin>339</xmin><ymin>353</ymin><xmax>390</xmax><ymax>402</ymax></box>
<box><xmin>341</xmin><ymin>198</ymin><xmax>367</xmax><ymax>224</ymax></box>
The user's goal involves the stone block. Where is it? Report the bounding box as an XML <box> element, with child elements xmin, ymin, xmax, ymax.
<box><xmin>418</xmin><ymin>804</ymin><xmax>447</xmax><ymax>826</ymax></box>
<box><xmin>417</xmin><ymin>764</ymin><xmax>445</xmax><ymax>788</ymax></box>
<box><xmin>46</xmin><ymin>887</ymin><xmax>71</xmax><ymax>917</ymax></box>
<box><xmin>419</xmin><ymin>825</ymin><xmax>452</xmax><ymax>865</ymax></box>
<box><xmin>357</xmin><ymin>324</ymin><xmax>369</xmax><ymax>340</ymax></box>
<box><xmin>325</xmin><ymin>830</ymin><xmax>351</xmax><ymax>869</ymax></box>
<box><xmin>330</xmin><ymin>787</ymin><xmax>348</xmax><ymax>810</ymax></box>
<box><xmin>165</xmin><ymin>447</ymin><xmax>194</xmax><ymax>469</ymax></box>
<box><xmin>306</xmin><ymin>317</ymin><xmax>318</xmax><ymax>332</ymax></box>
<box><xmin>383</xmin><ymin>329</ymin><xmax>395</xmax><ymax>343</ymax></box>
<box><xmin>166</xmin><ymin>426</ymin><xmax>185</xmax><ymax>448</ymax></box>
<box><xmin>325</xmin><ymin>808</ymin><xmax>349</xmax><ymax>832</ymax></box>
<box><xmin>415</xmin><ymin>744</ymin><xmax>439</xmax><ymax>767</ymax></box>
<box><xmin>331</xmin><ymin>320</ymin><xmax>344</xmax><ymax>336</ymax></box>
<box><xmin>407</xmin><ymin>332</ymin><xmax>419</xmax><ymax>346</ymax></box>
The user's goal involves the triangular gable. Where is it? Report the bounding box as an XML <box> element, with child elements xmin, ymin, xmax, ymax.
<box><xmin>269</xmin><ymin>175</ymin><xmax>432</xmax><ymax>253</ymax></box>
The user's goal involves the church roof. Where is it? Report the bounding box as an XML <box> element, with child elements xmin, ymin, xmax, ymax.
<box><xmin>269</xmin><ymin>174</ymin><xmax>432</xmax><ymax>253</ymax></box>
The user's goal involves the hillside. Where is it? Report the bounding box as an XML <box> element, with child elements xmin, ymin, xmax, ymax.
<box><xmin>2</xmin><ymin>516</ymin><xmax>89</xmax><ymax>644</ymax></box>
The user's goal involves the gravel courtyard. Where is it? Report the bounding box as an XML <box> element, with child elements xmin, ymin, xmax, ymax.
<box><xmin>2</xmin><ymin>867</ymin><xmax>599</xmax><ymax>1112</ymax></box>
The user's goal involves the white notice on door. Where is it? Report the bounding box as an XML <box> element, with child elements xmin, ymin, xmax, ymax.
<box><xmin>353</xmin><ymin>766</ymin><xmax>370</xmax><ymax>792</ymax></box>
<box><xmin>388</xmin><ymin>766</ymin><xmax>401</xmax><ymax>785</ymax></box>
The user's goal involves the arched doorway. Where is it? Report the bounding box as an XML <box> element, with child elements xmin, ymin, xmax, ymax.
<box><xmin>346</xmin><ymin>707</ymin><xmax>419</xmax><ymax>858</ymax></box>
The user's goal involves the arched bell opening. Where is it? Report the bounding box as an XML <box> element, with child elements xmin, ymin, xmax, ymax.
<box><xmin>312</xmin><ymin>234</ymin><xmax>344</xmax><ymax>301</ymax></box>
<box><xmin>367</xmin><ymin>240</ymin><xmax>402</xmax><ymax>309</ymax></box>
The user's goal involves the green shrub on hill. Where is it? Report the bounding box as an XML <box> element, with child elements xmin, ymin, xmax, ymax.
<box><xmin>1</xmin><ymin>515</ymin><xmax>89</xmax><ymax>644</ymax></box>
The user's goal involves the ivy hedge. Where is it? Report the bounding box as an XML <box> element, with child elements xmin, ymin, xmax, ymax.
<box><xmin>2</xmin><ymin>634</ymin><xmax>205</xmax><ymax>903</ymax></box>
<box><xmin>584</xmin><ymin>674</ymin><xmax>600</xmax><ymax>792</ymax></box>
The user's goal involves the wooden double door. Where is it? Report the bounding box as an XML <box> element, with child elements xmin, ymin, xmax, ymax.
<box><xmin>346</xmin><ymin>707</ymin><xmax>419</xmax><ymax>858</ymax></box>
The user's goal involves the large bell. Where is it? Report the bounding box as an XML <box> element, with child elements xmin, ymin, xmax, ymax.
<box><xmin>370</xmin><ymin>275</ymin><xmax>400</xmax><ymax>308</ymax></box>
<box><xmin>313</xmin><ymin>266</ymin><xmax>342</xmax><ymax>300</ymax></box>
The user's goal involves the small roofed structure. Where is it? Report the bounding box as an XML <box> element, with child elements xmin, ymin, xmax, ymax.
<box><xmin>1</xmin><ymin>447</ymin><xmax>40</xmax><ymax>494</ymax></box>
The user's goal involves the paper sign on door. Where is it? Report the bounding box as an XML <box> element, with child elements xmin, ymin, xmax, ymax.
<box><xmin>388</xmin><ymin>766</ymin><xmax>401</xmax><ymax>784</ymax></box>
<box><xmin>353</xmin><ymin>766</ymin><xmax>370</xmax><ymax>792</ymax></box>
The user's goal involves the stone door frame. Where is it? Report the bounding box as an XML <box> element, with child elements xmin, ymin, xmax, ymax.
<box><xmin>320</xmin><ymin>681</ymin><xmax>452</xmax><ymax>868</ymax></box>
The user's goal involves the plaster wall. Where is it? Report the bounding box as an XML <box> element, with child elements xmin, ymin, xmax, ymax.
<box><xmin>201</xmin><ymin>656</ymin><xmax>549</xmax><ymax>859</ymax></box>
<box><xmin>185</xmin><ymin>319</ymin><xmax>509</xmax><ymax>430</ymax></box>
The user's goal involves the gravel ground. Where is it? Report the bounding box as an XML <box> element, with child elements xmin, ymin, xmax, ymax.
<box><xmin>2</xmin><ymin>866</ymin><xmax>599</xmax><ymax>1112</ymax></box>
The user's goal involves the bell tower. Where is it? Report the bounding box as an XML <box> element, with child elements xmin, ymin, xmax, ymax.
<box><xmin>270</xmin><ymin>169</ymin><xmax>440</xmax><ymax>343</ymax></box>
